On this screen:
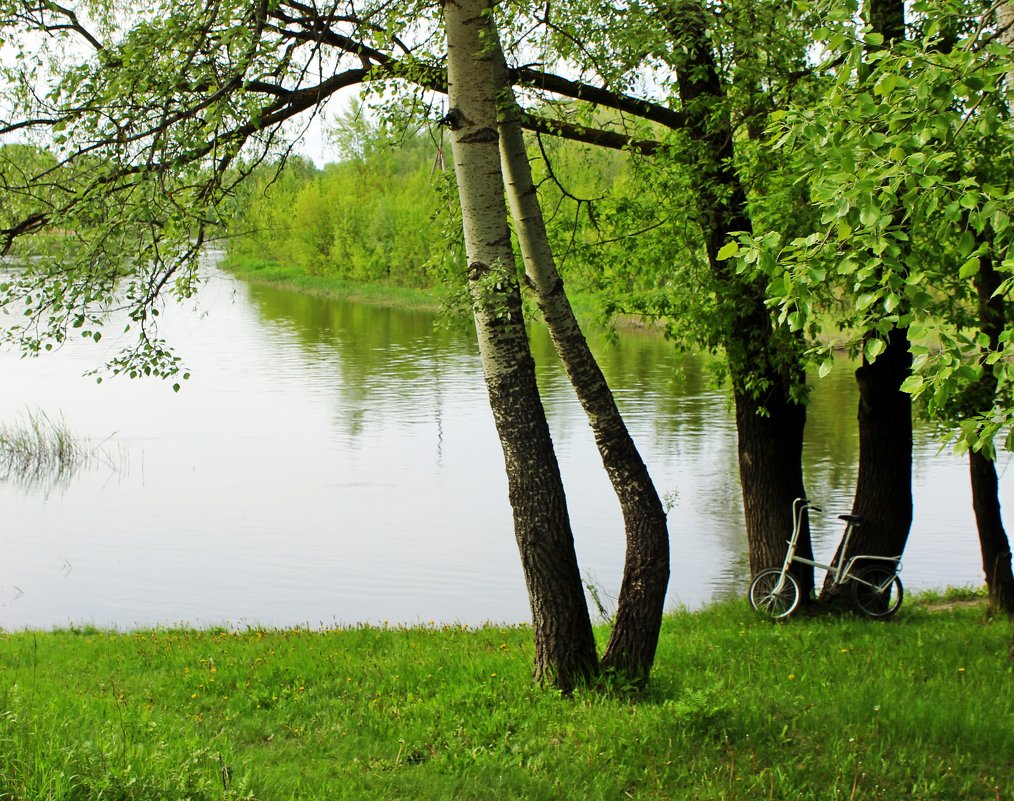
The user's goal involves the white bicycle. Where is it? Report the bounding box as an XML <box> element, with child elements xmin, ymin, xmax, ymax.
<box><xmin>749</xmin><ymin>498</ymin><xmax>904</xmax><ymax>619</ymax></box>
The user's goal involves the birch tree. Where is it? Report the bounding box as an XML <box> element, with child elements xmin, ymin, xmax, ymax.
<box><xmin>489</xmin><ymin>25</ymin><xmax>669</xmax><ymax>678</ymax></box>
<box><xmin>441</xmin><ymin>0</ymin><xmax>601</xmax><ymax>688</ymax></box>
<box><xmin>0</xmin><ymin>0</ymin><xmax>675</xmax><ymax>687</ymax></box>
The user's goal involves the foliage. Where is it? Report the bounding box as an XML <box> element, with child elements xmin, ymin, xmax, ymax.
<box><xmin>0</xmin><ymin>0</ymin><xmax>401</xmax><ymax>380</ymax></box>
<box><xmin>0</xmin><ymin>600</ymin><xmax>1010</xmax><ymax>799</ymax></box>
<box><xmin>506</xmin><ymin>0</ymin><xmax>826</xmax><ymax>401</ymax></box>
<box><xmin>735</xmin><ymin>0</ymin><xmax>1014</xmax><ymax>454</ymax></box>
<box><xmin>228</xmin><ymin>114</ymin><xmax>463</xmax><ymax>288</ymax></box>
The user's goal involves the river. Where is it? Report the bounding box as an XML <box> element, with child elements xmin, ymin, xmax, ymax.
<box><xmin>0</xmin><ymin>259</ymin><xmax>1007</xmax><ymax>629</ymax></box>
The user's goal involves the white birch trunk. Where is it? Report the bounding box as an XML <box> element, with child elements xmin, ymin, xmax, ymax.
<box><xmin>443</xmin><ymin>0</ymin><xmax>598</xmax><ymax>689</ymax></box>
<box><xmin>1001</xmin><ymin>1</ymin><xmax>1014</xmax><ymax>91</ymax></box>
<box><xmin>488</xmin><ymin>30</ymin><xmax>670</xmax><ymax>681</ymax></box>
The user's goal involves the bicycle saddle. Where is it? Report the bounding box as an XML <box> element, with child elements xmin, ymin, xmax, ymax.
<box><xmin>838</xmin><ymin>514</ymin><xmax>864</xmax><ymax>525</ymax></box>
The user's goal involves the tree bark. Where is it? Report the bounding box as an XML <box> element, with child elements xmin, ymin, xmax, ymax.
<box><xmin>1002</xmin><ymin>1</ymin><xmax>1014</xmax><ymax>90</ymax></box>
<box><xmin>970</xmin><ymin>246</ymin><xmax>1014</xmax><ymax>614</ymax></box>
<box><xmin>970</xmin><ymin>451</ymin><xmax>1014</xmax><ymax>613</ymax></box>
<box><xmin>491</xmin><ymin>34</ymin><xmax>670</xmax><ymax>682</ymax></box>
<box><xmin>869</xmin><ymin>0</ymin><xmax>905</xmax><ymax>42</ymax></box>
<box><xmin>662</xmin><ymin>0</ymin><xmax>814</xmax><ymax>596</ymax></box>
<box><xmin>831</xmin><ymin>326</ymin><xmax>913</xmax><ymax>571</ymax></box>
<box><xmin>734</xmin><ymin>371</ymin><xmax>813</xmax><ymax>598</ymax></box>
<box><xmin>820</xmin><ymin>0</ymin><xmax>914</xmax><ymax>594</ymax></box>
<box><xmin>443</xmin><ymin>0</ymin><xmax>598</xmax><ymax>689</ymax></box>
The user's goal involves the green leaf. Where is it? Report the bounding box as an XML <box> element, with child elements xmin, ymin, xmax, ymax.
<box><xmin>818</xmin><ymin>359</ymin><xmax>834</xmax><ymax>379</ymax></box>
<box><xmin>958</xmin><ymin>257</ymin><xmax>980</xmax><ymax>279</ymax></box>
<box><xmin>874</xmin><ymin>72</ymin><xmax>896</xmax><ymax>96</ymax></box>
<box><xmin>958</xmin><ymin>230</ymin><xmax>975</xmax><ymax>258</ymax></box>
<box><xmin>716</xmin><ymin>241</ymin><xmax>739</xmax><ymax>261</ymax></box>
<box><xmin>899</xmin><ymin>374</ymin><xmax>924</xmax><ymax>393</ymax></box>
<box><xmin>858</xmin><ymin>192</ymin><xmax>878</xmax><ymax>227</ymax></box>
<box><xmin>864</xmin><ymin>337</ymin><xmax>886</xmax><ymax>361</ymax></box>
<box><xmin>993</xmin><ymin>210</ymin><xmax>1009</xmax><ymax>235</ymax></box>
<box><xmin>856</xmin><ymin>292</ymin><xmax>877</xmax><ymax>310</ymax></box>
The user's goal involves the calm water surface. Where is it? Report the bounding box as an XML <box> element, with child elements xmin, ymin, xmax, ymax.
<box><xmin>0</xmin><ymin>259</ymin><xmax>1008</xmax><ymax>628</ymax></box>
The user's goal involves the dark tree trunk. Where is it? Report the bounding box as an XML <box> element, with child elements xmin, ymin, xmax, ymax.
<box><xmin>970</xmin><ymin>451</ymin><xmax>1014</xmax><ymax>613</ymax></box>
<box><xmin>969</xmin><ymin>246</ymin><xmax>1014</xmax><ymax>614</ymax></box>
<box><xmin>484</xmin><ymin>319</ymin><xmax>601</xmax><ymax>686</ymax></box>
<box><xmin>444</xmin><ymin>0</ymin><xmax>599</xmax><ymax>690</ymax></box>
<box><xmin>821</xmin><ymin>0</ymin><xmax>914</xmax><ymax>594</ymax></box>
<box><xmin>823</xmin><ymin>327</ymin><xmax>913</xmax><ymax>597</ymax></box>
<box><xmin>664</xmin><ymin>0</ymin><xmax>813</xmax><ymax>594</ymax></box>
<box><xmin>849</xmin><ymin>325</ymin><xmax>914</xmax><ymax>558</ymax></box>
<box><xmin>869</xmin><ymin>0</ymin><xmax>905</xmax><ymax>42</ymax></box>
<box><xmin>735</xmin><ymin>380</ymin><xmax>813</xmax><ymax>598</ymax></box>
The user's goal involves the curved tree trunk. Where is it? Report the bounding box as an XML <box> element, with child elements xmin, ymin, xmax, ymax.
<box><xmin>490</xmin><ymin>35</ymin><xmax>669</xmax><ymax>682</ymax></box>
<box><xmin>443</xmin><ymin>0</ymin><xmax>598</xmax><ymax>689</ymax></box>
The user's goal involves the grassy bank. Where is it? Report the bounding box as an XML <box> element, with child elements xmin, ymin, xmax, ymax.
<box><xmin>223</xmin><ymin>255</ymin><xmax>444</xmax><ymax>311</ymax></box>
<box><xmin>1</xmin><ymin>597</ymin><xmax>1011</xmax><ymax>800</ymax></box>
<box><xmin>221</xmin><ymin>254</ymin><xmax>616</xmax><ymax>328</ymax></box>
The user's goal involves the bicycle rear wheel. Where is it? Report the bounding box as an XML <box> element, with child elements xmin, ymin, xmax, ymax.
<box><xmin>850</xmin><ymin>565</ymin><xmax>903</xmax><ymax>618</ymax></box>
<box><xmin>749</xmin><ymin>569</ymin><xmax>800</xmax><ymax>619</ymax></box>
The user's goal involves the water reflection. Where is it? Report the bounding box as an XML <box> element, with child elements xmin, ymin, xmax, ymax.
<box><xmin>0</xmin><ymin>262</ymin><xmax>1006</xmax><ymax>629</ymax></box>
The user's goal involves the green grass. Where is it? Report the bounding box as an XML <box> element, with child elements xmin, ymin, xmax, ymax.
<box><xmin>222</xmin><ymin>255</ymin><xmax>444</xmax><ymax>311</ymax></box>
<box><xmin>1</xmin><ymin>598</ymin><xmax>1011</xmax><ymax>800</ymax></box>
<box><xmin>220</xmin><ymin>254</ymin><xmax>632</xmax><ymax>334</ymax></box>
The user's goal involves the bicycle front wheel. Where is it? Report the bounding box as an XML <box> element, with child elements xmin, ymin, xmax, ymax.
<box><xmin>850</xmin><ymin>565</ymin><xmax>903</xmax><ymax>618</ymax></box>
<box><xmin>749</xmin><ymin>569</ymin><xmax>800</xmax><ymax>619</ymax></box>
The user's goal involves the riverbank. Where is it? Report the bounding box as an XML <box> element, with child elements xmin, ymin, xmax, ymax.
<box><xmin>1</xmin><ymin>595</ymin><xmax>1010</xmax><ymax>800</ymax></box>
<box><xmin>222</xmin><ymin>254</ymin><xmax>641</xmax><ymax>331</ymax></box>
<box><xmin>223</xmin><ymin>255</ymin><xmax>445</xmax><ymax>311</ymax></box>
<box><xmin>224</xmin><ymin>254</ymin><xmax>851</xmax><ymax>345</ymax></box>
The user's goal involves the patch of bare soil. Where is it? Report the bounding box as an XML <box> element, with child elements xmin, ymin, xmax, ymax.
<box><xmin>921</xmin><ymin>599</ymin><xmax>988</xmax><ymax>613</ymax></box>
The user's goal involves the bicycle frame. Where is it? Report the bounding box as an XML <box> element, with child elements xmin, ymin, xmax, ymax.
<box><xmin>779</xmin><ymin>498</ymin><xmax>901</xmax><ymax>591</ymax></box>
<box><xmin>750</xmin><ymin>498</ymin><xmax>904</xmax><ymax>619</ymax></box>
